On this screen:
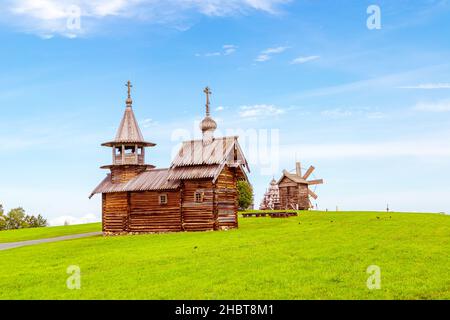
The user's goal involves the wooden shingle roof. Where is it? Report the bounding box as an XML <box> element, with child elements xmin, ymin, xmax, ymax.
<box><xmin>167</xmin><ymin>164</ymin><xmax>222</xmax><ymax>180</ymax></box>
<box><xmin>102</xmin><ymin>105</ymin><xmax>156</xmax><ymax>147</ymax></box>
<box><xmin>171</xmin><ymin>136</ymin><xmax>249</xmax><ymax>169</ymax></box>
<box><xmin>89</xmin><ymin>168</ymin><xmax>180</xmax><ymax>198</ymax></box>
<box><xmin>279</xmin><ymin>171</ymin><xmax>309</xmax><ymax>184</ymax></box>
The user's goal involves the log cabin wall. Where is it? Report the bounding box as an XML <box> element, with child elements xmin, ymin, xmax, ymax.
<box><xmin>278</xmin><ymin>177</ymin><xmax>310</xmax><ymax>210</ymax></box>
<box><xmin>278</xmin><ymin>177</ymin><xmax>300</xmax><ymax>210</ymax></box>
<box><xmin>102</xmin><ymin>192</ymin><xmax>128</xmax><ymax>233</ymax></box>
<box><xmin>215</xmin><ymin>166</ymin><xmax>238</xmax><ymax>229</ymax></box>
<box><xmin>297</xmin><ymin>184</ymin><xmax>310</xmax><ymax>210</ymax></box>
<box><xmin>129</xmin><ymin>190</ymin><xmax>182</xmax><ymax>233</ymax></box>
<box><xmin>110</xmin><ymin>166</ymin><xmax>147</xmax><ymax>184</ymax></box>
<box><xmin>181</xmin><ymin>179</ymin><xmax>215</xmax><ymax>231</ymax></box>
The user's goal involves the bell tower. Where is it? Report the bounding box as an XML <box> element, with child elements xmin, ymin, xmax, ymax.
<box><xmin>101</xmin><ymin>81</ymin><xmax>156</xmax><ymax>183</ymax></box>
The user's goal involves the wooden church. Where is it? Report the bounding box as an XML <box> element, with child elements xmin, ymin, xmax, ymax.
<box><xmin>90</xmin><ymin>82</ymin><xmax>250</xmax><ymax>235</ymax></box>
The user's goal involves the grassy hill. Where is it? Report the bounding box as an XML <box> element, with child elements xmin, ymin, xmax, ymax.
<box><xmin>0</xmin><ymin>211</ymin><xmax>449</xmax><ymax>299</ymax></box>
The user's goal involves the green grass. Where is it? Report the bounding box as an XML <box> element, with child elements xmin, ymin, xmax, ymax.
<box><xmin>241</xmin><ymin>209</ymin><xmax>300</xmax><ymax>213</ymax></box>
<box><xmin>0</xmin><ymin>223</ymin><xmax>101</xmax><ymax>243</ymax></box>
<box><xmin>0</xmin><ymin>211</ymin><xmax>449</xmax><ymax>300</ymax></box>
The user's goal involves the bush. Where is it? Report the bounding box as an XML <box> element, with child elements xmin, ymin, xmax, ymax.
<box><xmin>237</xmin><ymin>180</ymin><xmax>253</xmax><ymax>210</ymax></box>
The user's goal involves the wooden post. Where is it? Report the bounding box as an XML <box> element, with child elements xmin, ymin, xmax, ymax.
<box><xmin>296</xmin><ymin>162</ymin><xmax>302</xmax><ymax>177</ymax></box>
<box><xmin>121</xmin><ymin>145</ymin><xmax>125</xmax><ymax>164</ymax></box>
<box><xmin>135</xmin><ymin>144</ymin><xmax>138</xmax><ymax>164</ymax></box>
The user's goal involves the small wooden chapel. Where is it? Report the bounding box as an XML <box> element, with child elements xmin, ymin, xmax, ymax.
<box><xmin>90</xmin><ymin>82</ymin><xmax>250</xmax><ymax>235</ymax></box>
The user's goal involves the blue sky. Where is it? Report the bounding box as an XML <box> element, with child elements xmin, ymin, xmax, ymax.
<box><xmin>1</xmin><ymin>0</ymin><xmax>450</xmax><ymax>224</ymax></box>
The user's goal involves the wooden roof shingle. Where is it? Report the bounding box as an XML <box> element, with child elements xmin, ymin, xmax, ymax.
<box><xmin>170</xmin><ymin>136</ymin><xmax>248</xmax><ymax>168</ymax></box>
<box><xmin>102</xmin><ymin>105</ymin><xmax>156</xmax><ymax>147</ymax></box>
<box><xmin>167</xmin><ymin>165</ymin><xmax>222</xmax><ymax>180</ymax></box>
<box><xmin>89</xmin><ymin>168</ymin><xmax>180</xmax><ymax>198</ymax></box>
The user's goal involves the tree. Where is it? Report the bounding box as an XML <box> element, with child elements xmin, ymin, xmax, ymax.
<box><xmin>0</xmin><ymin>205</ymin><xmax>47</xmax><ymax>231</ymax></box>
<box><xmin>35</xmin><ymin>215</ymin><xmax>48</xmax><ymax>228</ymax></box>
<box><xmin>5</xmin><ymin>207</ymin><xmax>26</xmax><ymax>229</ymax></box>
<box><xmin>237</xmin><ymin>180</ymin><xmax>253</xmax><ymax>210</ymax></box>
<box><xmin>0</xmin><ymin>204</ymin><xmax>5</xmax><ymax>230</ymax></box>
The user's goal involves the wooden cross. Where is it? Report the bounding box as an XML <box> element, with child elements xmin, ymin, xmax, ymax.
<box><xmin>204</xmin><ymin>86</ymin><xmax>211</xmax><ymax>116</ymax></box>
<box><xmin>126</xmin><ymin>80</ymin><xmax>133</xmax><ymax>99</ymax></box>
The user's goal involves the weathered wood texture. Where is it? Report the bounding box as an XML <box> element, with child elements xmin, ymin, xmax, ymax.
<box><xmin>215</xmin><ymin>166</ymin><xmax>238</xmax><ymax>229</ymax></box>
<box><xmin>102</xmin><ymin>192</ymin><xmax>128</xmax><ymax>233</ymax></box>
<box><xmin>102</xmin><ymin>165</ymin><xmax>240</xmax><ymax>234</ymax></box>
<box><xmin>181</xmin><ymin>179</ymin><xmax>215</xmax><ymax>232</ymax></box>
<box><xmin>129</xmin><ymin>190</ymin><xmax>182</xmax><ymax>233</ymax></box>
<box><xmin>110</xmin><ymin>165</ymin><xmax>147</xmax><ymax>184</ymax></box>
<box><xmin>278</xmin><ymin>176</ymin><xmax>310</xmax><ymax>210</ymax></box>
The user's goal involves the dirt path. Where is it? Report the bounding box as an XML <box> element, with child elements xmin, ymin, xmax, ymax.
<box><xmin>0</xmin><ymin>232</ymin><xmax>103</xmax><ymax>251</ymax></box>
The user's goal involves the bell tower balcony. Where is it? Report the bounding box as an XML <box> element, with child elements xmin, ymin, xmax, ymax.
<box><xmin>113</xmin><ymin>144</ymin><xmax>146</xmax><ymax>165</ymax></box>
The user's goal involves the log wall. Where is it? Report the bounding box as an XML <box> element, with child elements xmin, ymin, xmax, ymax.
<box><xmin>111</xmin><ymin>165</ymin><xmax>147</xmax><ymax>183</ymax></box>
<box><xmin>102</xmin><ymin>192</ymin><xmax>128</xmax><ymax>233</ymax></box>
<box><xmin>102</xmin><ymin>166</ymin><xmax>242</xmax><ymax>234</ymax></box>
<box><xmin>181</xmin><ymin>179</ymin><xmax>215</xmax><ymax>231</ymax></box>
<box><xmin>278</xmin><ymin>177</ymin><xmax>310</xmax><ymax>210</ymax></box>
<box><xmin>129</xmin><ymin>190</ymin><xmax>182</xmax><ymax>233</ymax></box>
<box><xmin>215</xmin><ymin>166</ymin><xmax>238</xmax><ymax>229</ymax></box>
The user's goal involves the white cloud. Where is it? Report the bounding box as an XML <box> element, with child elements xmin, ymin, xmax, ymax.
<box><xmin>262</xmin><ymin>46</ymin><xmax>289</xmax><ymax>54</ymax></box>
<box><xmin>366</xmin><ymin>111</ymin><xmax>386</xmax><ymax>119</ymax></box>
<box><xmin>223</xmin><ymin>44</ymin><xmax>237</xmax><ymax>55</ymax></box>
<box><xmin>255</xmin><ymin>46</ymin><xmax>289</xmax><ymax>62</ymax></box>
<box><xmin>49</xmin><ymin>213</ymin><xmax>100</xmax><ymax>226</ymax></box>
<box><xmin>216</xmin><ymin>106</ymin><xmax>225</xmax><ymax>111</ymax></box>
<box><xmin>320</xmin><ymin>107</ymin><xmax>384</xmax><ymax>119</ymax></box>
<box><xmin>321</xmin><ymin>108</ymin><xmax>352</xmax><ymax>118</ymax></box>
<box><xmin>2</xmin><ymin>1</ymin><xmax>290</xmax><ymax>37</ymax></box>
<box><xmin>291</xmin><ymin>55</ymin><xmax>320</xmax><ymax>64</ymax></box>
<box><xmin>140</xmin><ymin>118</ymin><xmax>158</xmax><ymax>128</ymax></box>
<box><xmin>196</xmin><ymin>44</ymin><xmax>238</xmax><ymax>57</ymax></box>
<box><xmin>255</xmin><ymin>54</ymin><xmax>270</xmax><ymax>62</ymax></box>
<box><xmin>414</xmin><ymin>100</ymin><xmax>450</xmax><ymax>112</ymax></box>
<box><xmin>204</xmin><ymin>52</ymin><xmax>221</xmax><ymax>57</ymax></box>
<box><xmin>239</xmin><ymin>104</ymin><xmax>285</xmax><ymax>118</ymax></box>
<box><xmin>398</xmin><ymin>83</ymin><xmax>450</xmax><ymax>89</ymax></box>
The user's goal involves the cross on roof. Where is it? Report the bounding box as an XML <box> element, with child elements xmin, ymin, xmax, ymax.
<box><xmin>126</xmin><ymin>80</ymin><xmax>133</xmax><ymax>99</ymax></box>
<box><xmin>204</xmin><ymin>86</ymin><xmax>212</xmax><ymax>116</ymax></box>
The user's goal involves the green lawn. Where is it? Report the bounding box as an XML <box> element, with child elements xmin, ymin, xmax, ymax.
<box><xmin>0</xmin><ymin>211</ymin><xmax>449</xmax><ymax>300</ymax></box>
<box><xmin>0</xmin><ymin>223</ymin><xmax>101</xmax><ymax>243</ymax></box>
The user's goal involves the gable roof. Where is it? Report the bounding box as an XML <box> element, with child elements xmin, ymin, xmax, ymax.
<box><xmin>167</xmin><ymin>164</ymin><xmax>222</xmax><ymax>180</ymax></box>
<box><xmin>277</xmin><ymin>170</ymin><xmax>309</xmax><ymax>185</ymax></box>
<box><xmin>89</xmin><ymin>168</ymin><xmax>180</xmax><ymax>198</ymax></box>
<box><xmin>102</xmin><ymin>106</ymin><xmax>156</xmax><ymax>147</ymax></box>
<box><xmin>170</xmin><ymin>136</ymin><xmax>249</xmax><ymax>170</ymax></box>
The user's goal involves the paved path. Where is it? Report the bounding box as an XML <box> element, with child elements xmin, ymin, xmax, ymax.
<box><xmin>0</xmin><ymin>232</ymin><xmax>103</xmax><ymax>251</ymax></box>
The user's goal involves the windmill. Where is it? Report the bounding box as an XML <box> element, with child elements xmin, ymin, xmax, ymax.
<box><xmin>278</xmin><ymin>162</ymin><xmax>324</xmax><ymax>210</ymax></box>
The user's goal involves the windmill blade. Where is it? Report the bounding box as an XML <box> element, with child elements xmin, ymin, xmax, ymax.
<box><xmin>302</xmin><ymin>166</ymin><xmax>315</xmax><ymax>180</ymax></box>
<box><xmin>296</xmin><ymin>162</ymin><xmax>302</xmax><ymax>177</ymax></box>
<box><xmin>308</xmin><ymin>188</ymin><xmax>318</xmax><ymax>200</ymax></box>
<box><xmin>308</xmin><ymin>179</ymin><xmax>324</xmax><ymax>185</ymax></box>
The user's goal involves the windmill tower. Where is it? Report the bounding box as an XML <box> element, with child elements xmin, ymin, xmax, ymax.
<box><xmin>277</xmin><ymin>162</ymin><xmax>324</xmax><ymax>210</ymax></box>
